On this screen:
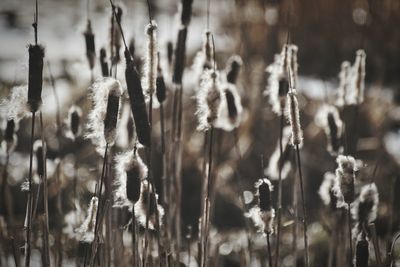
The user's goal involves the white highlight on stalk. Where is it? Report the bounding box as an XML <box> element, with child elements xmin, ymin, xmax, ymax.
<box><xmin>336</xmin><ymin>61</ymin><xmax>351</xmax><ymax>107</ymax></box>
<box><xmin>349</xmin><ymin>49</ymin><xmax>366</xmax><ymax>105</ymax></box>
<box><xmin>196</xmin><ymin>70</ymin><xmax>222</xmax><ymax>131</ymax></box>
<box><xmin>76</xmin><ymin>196</ymin><xmax>98</xmax><ymax>243</ymax></box>
<box><xmin>143</xmin><ymin>21</ymin><xmax>158</xmax><ymax>98</ymax></box>
<box><xmin>286</xmin><ymin>89</ymin><xmax>303</xmax><ymax>146</ymax></box>
<box><xmin>86</xmin><ymin>77</ymin><xmax>123</xmax><ymax>154</ymax></box>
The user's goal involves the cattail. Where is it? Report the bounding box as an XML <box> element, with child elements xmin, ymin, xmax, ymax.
<box><xmin>116</xmin><ymin>103</ymin><xmax>136</xmax><ymax>148</ymax></box>
<box><xmin>225</xmin><ymin>55</ymin><xmax>242</xmax><ymax>84</ymax></box>
<box><xmin>247</xmin><ymin>178</ymin><xmax>275</xmax><ymax>235</ymax></box>
<box><xmin>266</xmin><ymin>127</ymin><xmax>293</xmax><ymax>180</ymax></box>
<box><xmin>114</xmin><ymin>150</ymin><xmax>148</xmax><ymax>207</ymax></box>
<box><xmin>110</xmin><ymin>5</ymin><xmax>123</xmax><ymax>64</ymax></box>
<box><xmin>84</xmin><ymin>20</ymin><xmax>96</xmax><ymax>70</ymax></box>
<box><xmin>180</xmin><ymin>0</ymin><xmax>194</xmax><ymax>26</ymax></box>
<box><xmin>34</xmin><ymin>140</ymin><xmax>44</xmax><ymax>177</ymax></box>
<box><xmin>349</xmin><ymin>50</ymin><xmax>366</xmax><ymax>105</ymax></box>
<box><xmin>124</xmin><ymin>50</ymin><xmax>151</xmax><ymax>147</ymax></box>
<box><xmin>287</xmin><ymin>45</ymin><xmax>298</xmax><ymax>88</ymax></box>
<box><xmin>315</xmin><ymin>105</ymin><xmax>344</xmax><ymax>155</ymax></box>
<box><xmin>99</xmin><ymin>48</ymin><xmax>109</xmax><ymax>77</ymax></box>
<box><xmin>214</xmin><ymin>83</ymin><xmax>242</xmax><ymax>131</ymax></box>
<box><xmin>352</xmin><ymin>183</ymin><xmax>379</xmax><ymax>237</ymax></box>
<box><xmin>156</xmin><ymin>53</ymin><xmax>167</xmax><ymax>104</ymax></box>
<box><xmin>336</xmin><ymin>61</ymin><xmax>351</xmax><ymax>107</ymax></box>
<box><xmin>27</xmin><ymin>44</ymin><xmax>45</xmax><ymax>112</ymax></box>
<box><xmin>143</xmin><ymin>21</ymin><xmax>158</xmax><ymax>97</ymax></box>
<box><xmin>318</xmin><ymin>172</ymin><xmax>342</xmax><ymax>210</ymax></box>
<box><xmin>193</xmin><ymin>30</ymin><xmax>214</xmax><ymax>82</ymax></box>
<box><xmin>2</xmin><ymin>119</ymin><xmax>18</xmax><ymax>153</ymax></box>
<box><xmin>66</xmin><ymin>105</ymin><xmax>82</xmax><ymax>140</ymax></box>
<box><xmin>355</xmin><ymin>237</ymin><xmax>369</xmax><ymax>267</ymax></box>
<box><xmin>196</xmin><ymin>71</ymin><xmax>222</xmax><ymax>131</ymax></box>
<box><xmin>77</xmin><ymin>197</ymin><xmax>98</xmax><ymax>243</ymax></box>
<box><xmin>172</xmin><ymin>26</ymin><xmax>188</xmax><ymax>85</ymax></box>
<box><xmin>134</xmin><ymin>180</ymin><xmax>164</xmax><ymax>229</ymax></box>
<box><xmin>286</xmin><ymin>90</ymin><xmax>303</xmax><ymax>146</ymax></box>
<box><xmin>335</xmin><ymin>155</ymin><xmax>358</xmax><ymax>204</ymax></box>
<box><xmin>167</xmin><ymin>41</ymin><xmax>173</xmax><ymax>69</ymax></box>
<box><xmin>129</xmin><ymin>38</ymin><xmax>135</xmax><ymax>57</ymax></box>
<box><xmin>86</xmin><ymin>77</ymin><xmax>123</xmax><ymax>153</ymax></box>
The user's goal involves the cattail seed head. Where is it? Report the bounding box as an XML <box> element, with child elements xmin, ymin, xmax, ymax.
<box><xmin>180</xmin><ymin>0</ymin><xmax>194</xmax><ymax>26</ymax></box>
<box><xmin>214</xmin><ymin>83</ymin><xmax>243</xmax><ymax>131</ymax></box>
<box><xmin>266</xmin><ymin>127</ymin><xmax>293</xmax><ymax>180</ymax></box>
<box><xmin>247</xmin><ymin>178</ymin><xmax>275</xmax><ymax>235</ymax></box>
<box><xmin>315</xmin><ymin>105</ymin><xmax>344</xmax><ymax>155</ymax></box>
<box><xmin>335</xmin><ymin>155</ymin><xmax>358</xmax><ymax>204</ymax></box>
<box><xmin>172</xmin><ymin>26</ymin><xmax>188</xmax><ymax>85</ymax></box>
<box><xmin>124</xmin><ymin>50</ymin><xmax>151</xmax><ymax>147</ymax></box>
<box><xmin>66</xmin><ymin>105</ymin><xmax>82</xmax><ymax>140</ymax></box>
<box><xmin>225</xmin><ymin>55</ymin><xmax>242</xmax><ymax>84</ymax></box>
<box><xmin>143</xmin><ymin>21</ymin><xmax>158</xmax><ymax>97</ymax></box>
<box><xmin>193</xmin><ymin>31</ymin><xmax>214</xmax><ymax>82</ymax></box>
<box><xmin>2</xmin><ymin>119</ymin><xmax>18</xmax><ymax>153</ymax></box>
<box><xmin>129</xmin><ymin>38</ymin><xmax>135</xmax><ymax>57</ymax></box>
<box><xmin>349</xmin><ymin>49</ymin><xmax>366</xmax><ymax>105</ymax></box>
<box><xmin>156</xmin><ymin>53</ymin><xmax>167</xmax><ymax>103</ymax></box>
<box><xmin>34</xmin><ymin>140</ymin><xmax>44</xmax><ymax>177</ymax></box>
<box><xmin>167</xmin><ymin>41</ymin><xmax>173</xmax><ymax>69</ymax></box>
<box><xmin>114</xmin><ymin>150</ymin><xmax>148</xmax><ymax>207</ymax></box>
<box><xmin>77</xmin><ymin>196</ymin><xmax>98</xmax><ymax>243</ymax></box>
<box><xmin>100</xmin><ymin>48</ymin><xmax>109</xmax><ymax>77</ymax></box>
<box><xmin>86</xmin><ymin>78</ymin><xmax>123</xmax><ymax>153</ymax></box>
<box><xmin>134</xmin><ymin>179</ymin><xmax>164</xmax><ymax>229</ymax></box>
<box><xmin>355</xmin><ymin>238</ymin><xmax>369</xmax><ymax>267</ymax></box>
<box><xmin>196</xmin><ymin>71</ymin><xmax>222</xmax><ymax>131</ymax></box>
<box><xmin>110</xmin><ymin>5</ymin><xmax>123</xmax><ymax>64</ymax></box>
<box><xmin>84</xmin><ymin>20</ymin><xmax>96</xmax><ymax>70</ymax></box>
<box><xmin>352</xmin><ymin>183</ymin><xmax>379</xmax><ymax>236</ymax></box>
<box><xmin>28</xmin><ymin>44</ymin><xmax>45</xmax><ymax>112</ymax></box>
<box><xmin>286</xmin><ymin>90</ymin><xmax>303</xmax><ymax>146</ymax></box>
<box><xmin>1</xmin><ymin>86</ymin><xmax>29</xmax><ymax>122</ymax></box>
<box><xmin>336</xmin><ymin>61</ymin><xmax>351</xmax><ymax>107</ymax></box>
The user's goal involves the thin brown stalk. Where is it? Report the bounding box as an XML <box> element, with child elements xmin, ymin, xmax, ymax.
<box><xmin>295</xmin><ymin>144</ymin><xmax>309</xmax><ymax>267</ymax></box>
<box><xmin>25</xmin><ymin>111</ymin><xmax>35</xmax><ymax>267</ymax></box>
<box><xmin>266</xmin><ymin>233</ymin><xmax>273</xmax><ymax>267</ymax></box>
<box><xmin>347</xmin><ymin>203</ymin><xmax>353</xmax><ymax>267</ymax></box>
<box><xmin>275</xmin><ymin>112</ymin><xmax>284</xmax><ymax>267</ymax></box>
<box><xmin>131</xmin><ymin>206</ymin><xmax>137</xmax><ymax>267</ymax></box>
<box><xmin>368</xmin><ymin>223</ymin><xmax>383</xmax><ymax>267</ymax></box>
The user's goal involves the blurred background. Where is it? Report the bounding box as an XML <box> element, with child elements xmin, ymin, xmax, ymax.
<box><xmin>0</xmin><ymin>0</ymin><xmax>400</xmax><ymax>266</ymax></box>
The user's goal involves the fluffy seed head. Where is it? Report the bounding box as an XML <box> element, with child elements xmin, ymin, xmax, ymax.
<box><xmin>335</xmin><ymin>155</ymin><xmax>358</xmax><ymax>204</ymax></box>
<box><xmin>134</xmin><ymin>179</ymin><xmax>164</xmax><ymax>230</ymax></box>
<box><xmin>336</xmin><ymin>61</ymin><xmax>351</xmax><ymax>107</ymax></box>
<box><xmin>114</xmin><ymin>150</ymin><xmax>148</xmax><ymax>207</ymax></box>
<box><xmin>196</xmin><ymin>71</ymin><xmax>222</xmax><ymax>131</ymax></box>
<box><xmin>66</xmin><ymin>105</ymin><xmax>82</xmax><ymax>140</ymax></box>
<box><xmin>143</xmin><ymin>21</ymin><xmax>158</xmax><ymax>96</ymax></box>
<box><xmin>225</xmin><ymin>55</ymin><xmax>242</xmax><ymax>84</ymax></box>
<box><xmin>318</xmin><ymin>172</ymin><xmax>342</xmax><ymax>210</ymax></box>
<box><xmin>214</xmin><ymin>83</ymin><xmax>243</xmax><ymax>131</ymax></box>
<box><xmin>266</xmin><ymin>127</ymin><xmax>293</xmax><ymax>180</ymax></box>
<box><xmin>286</xmin><ymin>90</ymin><xmax>303</xmax><ymax>146</ymax></box>
<box><xmin>28</xmin><ymin>44</ymin><xmax>45</xmax><ymax>112</ymax></box>
<box><xmin>315</xmin><ymin>105</ymin><xmax>344</xmax><ymax>155</ymax></box>
<box><xmin>0</xmin><ymin>86</ymin><xmax>29</xmax><ymax>121</ymax></box>
<box><xmin>84</xmin><ymin>20</ymin><xmax>96</xmax><ymax>70</ymax></box>
<box><xmin>86</xmin><ymin>78</ymin><xmax>123</xmax><ymax>153</ymax></box>
<box><xmin>352</xmin><ymin>183</ymin><xmax>379</xmax><ymax>236</ymax></box>
<box><xmin>124</xmin><ymin>50</ymin><xmax>151</xmax><ymax>147</ymax></box>
<box><xmin>77</xmin><ymin>197</ymin><xmax>98</xmax><ymax>243</ymax></box>
<box><xmin>256</xmin><ymin>178</ymin><xmax>273</xmax><ymax>212</ymax></box>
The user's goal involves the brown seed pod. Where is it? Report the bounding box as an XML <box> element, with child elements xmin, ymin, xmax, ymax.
<box><xmin>355</xmin><ymin>238</ymin><xmax>369</xmax><ymax>267</ymax></box>
<box><xmin>28</xmin><ymin>44</ymin><xmax>45</xmax><ymax>112</ymax></box>
<box><xmin>104</xmin><ymin>82</ymin><xmax>122</xmax><ymax>144</ymax></box>
<box><xmin>225</xmin><ymin>55</ymin><xmax>242</xmax><ymax>84</ymax></box>
<box><xmin>84</xmin><ymin>20</ymin><xmax>96</xmax><ymax>70</ymax></box>
<box><xmin>124</xmin><ymin>50</ymin><xmax>151</xmax><ymax>147</ymax></box>
<box><xmin>34</xmin><ymin>140</ymin><xmax>44</xmax><ymax>177</ymax></box>
<box><xmin>180</xmin><ymin>0</ymin><xmax>194</xmax><ymax>26</ymax></box>
<box><xmin>156</xmin><ymin>53</ymin><xmax>166</xmax><ymax>103</ymax></box>
<box><xmin>172</xmin><ymin>26</ymin><xmax>188</xmax><ymax>85</ymax></box>
<box><xmin>100</xmin><ymin>48</ymin><xmax>109</xmax><ymax>77</ymax></box>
